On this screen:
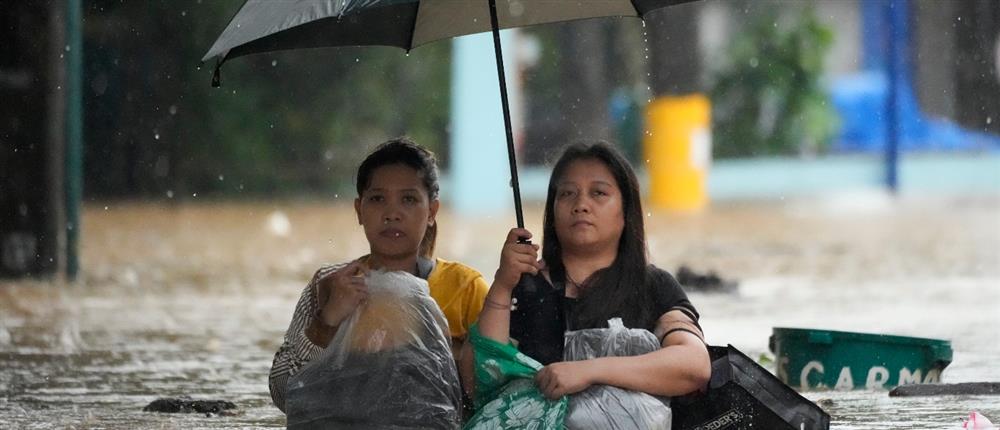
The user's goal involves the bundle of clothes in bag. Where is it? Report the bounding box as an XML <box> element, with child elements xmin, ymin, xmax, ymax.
<box><xmin>285</xmin><ymin>270</ymin><xmax>462</xmax><ymax>429</ymax></box>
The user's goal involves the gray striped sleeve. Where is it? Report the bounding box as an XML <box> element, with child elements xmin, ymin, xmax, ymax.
<box><xmin>268</xmin><ymin>263</ymin><xmax>346</xmax><ymax>413</ymax></box>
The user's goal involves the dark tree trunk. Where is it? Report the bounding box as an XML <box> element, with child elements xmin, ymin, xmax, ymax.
<box><xmin>914</xmin><ymin>0</ymin><xmax>957</xmax><ymax>120</ymax></box>
<box><xmin>0</xmin><ymin>0</ymin><xmax>64</xmax><ymax>277</ymax></box>
<box><xmin>646</xmin><ymin>2</ymin><xmax>702</xmax><ymax>96</ymax></box>
<box><xmin>557</xmin><ymin>21</ymin><xmax>613</xmax><ymax>142</ymax></box>
<box><xmin>954</xmin><ymin>0</ymin><xmax>1000</xmax><ymax>135</ymax></box>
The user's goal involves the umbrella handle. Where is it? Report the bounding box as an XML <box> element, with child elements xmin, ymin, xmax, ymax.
<box><xmin>489</xmin><ymin>0</ymin><xmax>525</xmax><ymax>230</ymax></box>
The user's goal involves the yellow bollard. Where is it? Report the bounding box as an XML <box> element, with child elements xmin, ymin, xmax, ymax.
<box><xmin>643</xmin><ymin>94</ymin><xmax>712</xmax><ymax>211</ymax></box>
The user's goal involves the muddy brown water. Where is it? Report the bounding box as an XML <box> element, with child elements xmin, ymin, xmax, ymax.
<box><xmin>1</xmin><ymin>194</ymin><xmax>998</xmax><ymax>429</ymax></box>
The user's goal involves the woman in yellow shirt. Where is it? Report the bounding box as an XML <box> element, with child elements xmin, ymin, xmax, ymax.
<box><xmin>268</xmin><ymin>138</ymin><xmax>489</xmax><ymax>414</ymax></box>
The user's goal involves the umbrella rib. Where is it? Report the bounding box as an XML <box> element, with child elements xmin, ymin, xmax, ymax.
<box><xmin>405</xmin><ymin>1</ymin><xmax>421</xmax><ymax>52</ymax></box>
<box><xmin>201</xmin><ymin>0</ymin><xmax>257</xmax><ymax>64</ymax></box>
<box><xmin>629</xmin><ymin>0</ymin><xmax>641</xmax><ymax>15</ymax></box>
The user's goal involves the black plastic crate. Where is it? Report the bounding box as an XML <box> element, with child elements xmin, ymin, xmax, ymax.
<box><xmin>672</xmin><ymin>345</ymin><xmax>831</xmax><ymax>430</ymax></box>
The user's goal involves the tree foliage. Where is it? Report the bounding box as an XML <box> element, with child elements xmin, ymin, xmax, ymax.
<box><xmin>82</xmin><ymin>0</ymin><xmax>451</xmax><ymax>199</ymax></box>
<box><xmin>709</xmin><ymin>5</ymin><xmax>839</xmax><ymax>158</ymax></box>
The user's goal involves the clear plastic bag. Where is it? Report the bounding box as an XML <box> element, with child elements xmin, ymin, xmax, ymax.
<box><xmin>563</xmin><ymin>318</ymin><xmax>673</xmax><ymax>430</ymax></box>
<box><xmin>286</xmin><ymin>270</ymin><xmax>462</xmax><ymax>429</ymax></box>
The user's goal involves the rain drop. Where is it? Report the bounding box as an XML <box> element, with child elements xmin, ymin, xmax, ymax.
<box><xmin>166</xmin><ymin>190</ymin><xmax>174</xmax><ymax>198</ymax></box>
<box><xmin>181</xmin><ymin>11</ymin><xmax>187</xmax><ymax>17</ymax></box>
<box><xmin>355</xmin><ymin>58</ymin><xmax>360</xmax><ymax>63</ymax></box>
<box><xmin>218</xmin><ymin>174</ymin><xmax>225</xmax><ymax>181</ymax></box>
<box><xmin>267</xmin><ymin>211</ymin><xmax>291</xmax><ymax>237</ymax></box>
<box><xmin>169</xmin><ymin>105</ymin><xmax>178</xmax><ymax>115</ymax></box>
<box><xmin>232</xmin><ymin>90</ymin><xmax>237</xmax><ymax>94</ymax></box>
<box><xmin>64</xmin><ymin>45</ymin><xmax>71</xmax><ymax>52</ymax></box>
<box><xmin>988</xmin><ymin>117</ymin><xmax>993</xmax><ymax>125</ymax></box>
<box><xmin>324</xmin><ymin>150</ymin><xmax>334</xmax><ymax>160</ymax></box>
<box><xmin>333</xmin><ymin>193</ymin><xmax>339</xmax><ymax>199</ymax></box>
<box><xmin>749</xmin><ymin>57</ymin><xmax>759</xmax><ymax>68</ymax></box>
<box><xmin>104</xmin><ymin>206</ymin><xmax>108</xmax><ymax>211</ymax></box>
<box><xmin>154</xmin><ymin>132</ymin><xmax>160</xmax><ymax>140</ymax></box>
<box><xmin>509</xmin><ymin>1</ymin><xmax>525</xmax><ymax>17</ymax></box>
<box><xmin>192</xmin><ymin>193</ymin><xmax>197</xmax><ymax>197</ymax></box>
<box><xmin>269</xmin><ymin>123</ymin><xmax>275</xmax><ymax>129</ymax></box>
<box><xmin>271</xmin><ymin>60</ymin><xmax>277</xmax><ymax>67</ymax></box>
<box><xmin>647</xmin><ymin>212</ymin><xmax>651</xmax><ymax>217</ymax></box>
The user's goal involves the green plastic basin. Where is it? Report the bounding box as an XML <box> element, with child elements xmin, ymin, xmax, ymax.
<box><xmin>770</xmin><ymin>327</ymin><xmax>952</xmax><ymax>391</ymax></box>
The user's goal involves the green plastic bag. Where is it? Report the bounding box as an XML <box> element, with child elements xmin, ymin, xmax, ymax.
<box><xmin>464</xmin><ymin>324</ymin><xmax>567</xmax><ymax>429</ymax></box>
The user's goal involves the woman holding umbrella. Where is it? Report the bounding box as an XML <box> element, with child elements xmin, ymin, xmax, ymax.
<box><xmin>269</xmin><ymin>138</ymin><xmax>490</xmax><ymax>420</ymax></box>
<box><xmin>467</xmin><ymin>142</ymin><xmax>710</xmax><ymax>406</ymax></box>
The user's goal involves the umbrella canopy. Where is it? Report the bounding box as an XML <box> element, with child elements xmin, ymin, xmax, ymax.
<box><xmin>202</xmin><ymin>0</ymin><xmax>695</xmax><ymax>66</ymax></box>
<box><xmin>202</xmin><ymin>0</ymin><xmax>698</xmax><ymax>228</ymax></box>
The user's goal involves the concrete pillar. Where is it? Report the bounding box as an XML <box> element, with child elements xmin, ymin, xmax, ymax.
<box><xmin>449</xmin><ymin>30</ymin><xmax>520</xmax><ymax>218</ymax></box>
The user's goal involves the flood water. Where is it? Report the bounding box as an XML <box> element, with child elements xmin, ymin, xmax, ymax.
<box><xmin>1</xmin><ymin>194</ymin><xmax>998</xmax><ymax>429</ymax></box>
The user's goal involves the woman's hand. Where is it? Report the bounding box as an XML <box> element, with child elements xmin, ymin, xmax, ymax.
<box><xmin>317</xmin><ymin>259</ymin><xmax>369</xmax><ymax>327</ymax></box>
<box><xmin>493</xmin><ymin>228</ymin><xmax>543</xmax><ymax>292</ymax></box>
<box><xmin>535</xmin><ymin>360</ymin><xmax>597</xmax><ymax>400</ymax></box>
<box><xmin>478</xmin><ymin>228</ymin><xmax>543</xmax><ymax>344</ymax></box>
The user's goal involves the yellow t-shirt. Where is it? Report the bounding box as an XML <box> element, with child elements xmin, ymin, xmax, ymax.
<box><xmin>427</xmin><ymin>258</ymin><xmax>490</xmax><ymax>340</ymax></box>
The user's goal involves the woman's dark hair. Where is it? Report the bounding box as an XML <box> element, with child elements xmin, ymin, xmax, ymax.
<box><xmin>356</xmin><ymin>137</ymin><xmax>440</xmax><ymax>258</ymax></box>
<box><xmin>542</xmin><ymin>141</ymin><xmax>655</xmax><ymax>330</ymax></box>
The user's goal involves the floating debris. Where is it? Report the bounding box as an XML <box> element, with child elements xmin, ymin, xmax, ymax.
<box><xmin>889</xmin><ymin>382</ymin><xmax>1000</xmax><ymax>397</ymax></box>
<box><xmin>143</xmin><ymin>397</ymin><xmax>237</xmax><ymax>416</ymax></box>
<box><xmin>676</xmin><ymin>265</ymin><xmax>738</xmax><ymax>294</ymax></box>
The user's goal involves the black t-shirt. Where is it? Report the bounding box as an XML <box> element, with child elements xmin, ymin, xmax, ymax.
<box><xmin>509</xmin><ymin>265</ymin><xmax>700</xmax><ymax>365</ymax></box>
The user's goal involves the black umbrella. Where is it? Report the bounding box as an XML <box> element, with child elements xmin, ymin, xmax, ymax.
<box><xmin>202</xmin><ymin>0</ymin><xmax>697</xmax><ymax>228</ymax></box>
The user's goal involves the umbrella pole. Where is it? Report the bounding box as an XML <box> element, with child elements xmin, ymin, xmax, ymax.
<box><xmin>488</xmin><ymin>0</ymin><xmax>525</xmax><ymax>230</ymax></box>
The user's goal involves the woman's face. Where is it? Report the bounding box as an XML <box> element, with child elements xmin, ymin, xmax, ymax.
<box><xmin>553</xmin><ymin>158</ymin><xmax>625</xmax><ymax>256</ymax></box>
<box><xmin>355</xmin><ymin>163</ymin><xmax>438</xmax><ymax>262</ymax></box>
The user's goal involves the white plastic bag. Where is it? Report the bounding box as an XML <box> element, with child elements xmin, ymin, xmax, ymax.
<box><xmin>286</xmin><ymin>270</ymin><xmax>461</xmax><ymax>429</ymax></box>
<box><xmin>963</xmin><ymin>411</ymin><xmax>997</xmax><ymax>430</ymax></box>
<box><xmin>563</xmin><ymin>318</ymin><xmax>673</xmax><ymax>430</ymax></box>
